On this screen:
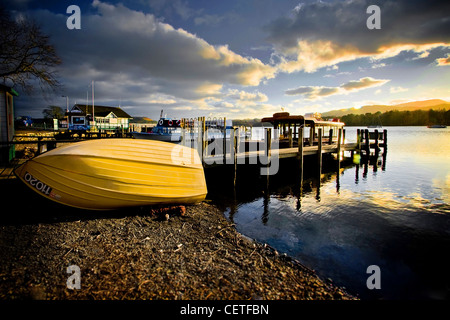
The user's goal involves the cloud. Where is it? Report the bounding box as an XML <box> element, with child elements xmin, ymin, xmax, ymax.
<box><xmin>147</xmin><ymin>94</ymin><xmax>177</xmax><ymax>105</ymax></box>
<box><xmin>266</xmin><ymin>0</ymin><xmax>450</xmax><ymax>73</ymax></box>
<box><xmin>226</xmin><ymin>89</ymin><xmax>268</xmax><ymax>103</ymax></box>
<box><xmin>24</xmin><ymin>1</ymin><xmax>275</xmax><ymax>112</ymax></box>
<box><xmin>194</xmin><ymin>14</ymin><xmax>225</xmax><ymax>26</ymax></box>
<box><xmin>195</xmin><ymin>83</ymin><xmax>223</xmax><ymax>96</ymax></box>
<box><xmin>436</xmin><ymin>53</ymin><xmax>450</xmax><ymax>66</ymax></box>
<box><xmin>285</xmin><ymin>77</ymin><xmax>390</xmax><ymax>100</ymax></box>
<box><xmin>341</xmin><ymin>77</ymin><xmax>389</xmax><ymax>91</ymax></box>
<box><xmin>285</xmin><ymin>86</ymin><xmax>340</xmax><ymax>100</ymax></box>
<box><xmin>390</xmin><ymin>86</ymin><xmax>409</xmax><ymax>94</ymax></box>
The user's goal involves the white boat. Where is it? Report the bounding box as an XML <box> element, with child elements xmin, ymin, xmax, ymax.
<box><xmin>131</xmin><ymin>117</ymin><xmax>182</xmax><ymax>142</ymax></box>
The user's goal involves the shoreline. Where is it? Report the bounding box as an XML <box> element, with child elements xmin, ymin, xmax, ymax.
<box><xmin>0</xmin><ymin>196</ymin><xmax>356</xmax><ymax>300</ymax></box>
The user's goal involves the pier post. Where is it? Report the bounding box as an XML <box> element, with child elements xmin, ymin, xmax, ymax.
<box><xmin>383</xmin><ymin>129</ymin><xmax>387</xmax><ymax>150</ymax></box>
<box><xmin>265</xmin><ymin>128</ymin><xmax>272</xmax><ymax>158</ymax></box>
<box><xmin>264</xmin><ymin>128</ymin><xmax>272</xmax><ymax>177</ymax></box>
<box><xmin>329</xmin><ymin>128</ymin><xmax>333</xmax><ymax>144</ymax></box>
<box><xmin>298</xmin><ymin>126</ymin><xmax>304</xmax><ymax>195</ymax></box>
<box><xmin>233</xmin><ymin>127</ymin><xmax>238</xmax><ymax>187</ymax></box>
<box><xmin>288</xmin><ymin>128</ymin><xmax>293</xmax><ymax>148</ymax></box>
<box><xmin>223</xmin><ymin>117</ymin><xmax>227</xmax><ymax>164</ymax></box>
<box><xmin>337</xmin><ymin>128</ymin><xmax>342</xmax><ymax>170</ymax></box>
<box><xmin>374</xmin><ymin>129</ymin><xmax>379</xmax><ymax>153</ymax></box>
<box><xmin>317</xmin><ymin>128</ymin><xmax>323</xmax><ymax>177</ymax></box>
<box><xmin>181</xmin><ymin>119</ymin><xmax>185</xmax><ymax>147</ymax></box>
<box><xmin>356</xmin><ymin>129</ymin><xmax>361</xmax><ymax>150</ymax></box>
<box><xmin>197</xmin><ymin>117</ymin><xmax>205</xmax><ymax>162</ymax></box>
<box><xmin>364</xmin><ymin>129</ymin><xmax>370</xmax><ymax>155</ymax></box>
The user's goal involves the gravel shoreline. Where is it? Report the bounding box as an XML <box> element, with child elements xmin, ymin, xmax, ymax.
<box><xmin>0</xmin><ymin>192</ymin><xmax>356</xmax><ymax>300</ymax></box>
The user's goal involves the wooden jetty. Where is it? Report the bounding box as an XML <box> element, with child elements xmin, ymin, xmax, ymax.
<box><xmin>181</xmin><ymin>113</ymin><xmax>387</xmax><ymax>169</ymax></box>
<box><xmin>1</xmin><ymin>113</ymin><xmax>387</xmax><ymax>186</ymax></box>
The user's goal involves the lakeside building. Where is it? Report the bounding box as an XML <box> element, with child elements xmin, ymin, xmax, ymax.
<box><xmin>0</xmin><ymin>84</ymin><xmax>18</xmax><ymax>163</ymax></box>
<box><xmin>66</xmin><ymin>104</ymin><xmax>132</xmax><ymax>132</ymax></box>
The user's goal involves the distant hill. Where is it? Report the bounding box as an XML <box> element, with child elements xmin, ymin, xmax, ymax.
<box><xmin>322</xmin><ymin>99</ymin><xmax>450</xmax><ymax>117</ymax></box>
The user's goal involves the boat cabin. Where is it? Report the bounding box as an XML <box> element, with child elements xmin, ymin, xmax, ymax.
<box><xmin>146</xmin><ymin>118</ymin><xmax>181</xmax><ymax>135</ymax></box>
<box><xmin>261</xmin><ymin>112</ymin><xmax>345</xmax><ymax>147</ymax></box>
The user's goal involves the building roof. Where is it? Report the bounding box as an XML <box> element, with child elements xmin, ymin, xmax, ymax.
<box><xmin>0</xmin><ymin>84</ymin><xmax>19</xmax><ymax>96</ymax></box>
<box><xmin>69</xmin><ymin>104</ymin><xmax>132</xmax><ymax>118</ymax></box>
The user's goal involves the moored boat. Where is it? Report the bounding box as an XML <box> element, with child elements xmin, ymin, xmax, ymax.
<box><xmin>14</xmin><ymin>139</ymin><xmax>207</xmax><ymax>210</ymax></box>
<box><xmin>131</xmin><ymin>118</ymin><xmax>182</xmax><ymax>142</ymax></box>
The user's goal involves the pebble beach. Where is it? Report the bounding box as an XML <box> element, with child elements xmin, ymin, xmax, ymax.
<box><xmin>0</xmin><ymin>183</ymin><xmax>355</xmax><ymax>300</ymax></box>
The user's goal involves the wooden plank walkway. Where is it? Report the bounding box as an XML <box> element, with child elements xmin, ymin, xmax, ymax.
<box><xmin>202</xmin><ymin>142</ymin><xmax>358</xmax><ymax>165</ymax></box>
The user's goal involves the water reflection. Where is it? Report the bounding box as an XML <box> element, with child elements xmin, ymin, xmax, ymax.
<box><xmin>354</xmin><ymin>150</ymin><xmax>387</xmax><ymax>183</ymax></box>
<box><xmin>209</xmin><ymin>127</ymin><xmax>450</xmax><ymax>299</ymax></box>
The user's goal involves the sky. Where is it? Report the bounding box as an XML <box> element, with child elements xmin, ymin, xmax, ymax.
<box><xmin>4</xmin><ymin>0</ymin><xmax>450</xmax><ymax>120</ymax></box>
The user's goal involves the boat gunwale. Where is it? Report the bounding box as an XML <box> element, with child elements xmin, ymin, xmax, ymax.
<box><xmin>33</xmin><ymin>150</ymin><xmax>204</xmax><ymax>170</ymax></box>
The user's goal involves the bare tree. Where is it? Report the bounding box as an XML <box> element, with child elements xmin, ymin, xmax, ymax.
<box><xmin>42</xmin><ymin>106</ymin><xmax>65</xmax><ymax>119</ymax></box>
<box><xmin>0</xmin><ymin>6</ymin><xmax>61</xmax><ymax>93</ymax></box>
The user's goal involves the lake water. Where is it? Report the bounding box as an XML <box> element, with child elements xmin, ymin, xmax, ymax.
<box><xmin>207</xmin><ymin>126</ymin><xmax>450</xmax><ymax>300</ymax></box>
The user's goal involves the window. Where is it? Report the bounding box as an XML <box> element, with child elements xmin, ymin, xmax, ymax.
<box><xmin>72</xmin><ymin>117</ymin><xmax>85</xmax><ymax>125</ymax></box>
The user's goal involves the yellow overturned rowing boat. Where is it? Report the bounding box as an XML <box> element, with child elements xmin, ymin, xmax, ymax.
<box><xmin>15</xmin><ymin>139</ymin><xmax>207</xmax><ymax>210</ymax></box>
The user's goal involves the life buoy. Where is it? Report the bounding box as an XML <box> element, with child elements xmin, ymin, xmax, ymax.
<box><xmin>168</xmin><ymin>120</ymin><xmax>173</xmax><ymax>126</ymax></box>
<box><xmin>158</xmin><ymin>119</ymin><xmax>163</xmax><ymax>126</ymax></box>
<box><xmin>176</xmin><ymin>120</ymin><xmax>181</xmax><ymax>126</ymax></box>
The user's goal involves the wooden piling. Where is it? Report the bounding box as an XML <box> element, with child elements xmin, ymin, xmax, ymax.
<box><xmin>356</xmin><ymin>129</ymin><xmax>361</xmax><ymax>150</ymax></box>
<box><xmin>317</xmin><ymin>128</ymin><xmax>323</xmax><ymax>177</ymax></box>
<box><xmin>265</xmin><ymin>128</ymin><xmax>272</xmax><ymax>177</ymax></box>
<box><xmin>223</xmin><ymin>117</ymin><xmax>227</xmax><ymax>164</ymax></box>
<box><xmin>337</xmin><ymin>128</ymin><xmax>342</xmax><ymax>169</ymax></box>
<box><xmin>265</xmin><ymin>128</ymin><xmax>272</xmax><ymax>158</ymax></box>
<box><xmin>364</xmin><ymin>129</ymin><xmax>370</xmax><ymax>154</ymax></box>
<box><xmin>374</xmin><ymin>129</ymin><xmax>379</xmax><ymax>153</ymax></box>
<box><xmin>288</xmin><ymin>128</ymin><xmax>293</xmax><ymax>148</ymax></box>
<box><xmin>197</xmin><ymin>117</ymin><xmax>205</xmax><ymax>162</ymax></box>
<box><xmin>233</xmin><ymin>127</ymin><xmax>238</xmax><ymax>187</ymax></box>
<box><xmin>181</xmin><ymin>119</ymin><xmax>185</xmax><ymax>147</ymax></box>
<box><xmin>298</xmin><ymin>126</ymin><xmax>304</xmax><ymax>194</ymax></box>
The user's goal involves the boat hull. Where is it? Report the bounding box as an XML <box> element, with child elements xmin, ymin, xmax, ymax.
<box><xmin>15</xmin><ymin>139</ymin><xmax>207</xmax><ymax>210</ymax></box>
<box><xmin>131</xmin><ymin>131</ymin><xmax>181</xmax><ymax>142</ymax></box>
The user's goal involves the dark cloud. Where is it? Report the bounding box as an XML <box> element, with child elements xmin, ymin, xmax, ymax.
<box><xmin>267</xmin><ymin>0</ymin><xmax>450</xmax><ymax>52</ymax></box>
<box><xmin>266</xmin><ymin>0</ymin><xmax>450</xmax><ymax>72</ymax></box>
<box><xmin>12</xmin><ymin>1</ymin><xmax>276</xmax><ymax>117</ymax></box>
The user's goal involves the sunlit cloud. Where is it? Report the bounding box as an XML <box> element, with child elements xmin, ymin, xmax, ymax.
<box><xmin>267</xmin><ymin>0</ymin><xmax>450</xmax><ymax>73</ymax></box>
<box><xmin>390</xmin><ymin>86</ymin><xmax>409</xmax><ymax>94</ymax></box>
<box><xmin>285</xmin><ymin>77</ymin><xmax>390</xmax><ymax>100</ymax></box>
<box><xmin>275</xmin><ymin>41</ymin><xmax>450</xmax><ymax>74</ymax></box>
<box><xmin>436</xmin><ymin>53</ymin><xmax>450</xmax><ymax>66</ymax></box>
